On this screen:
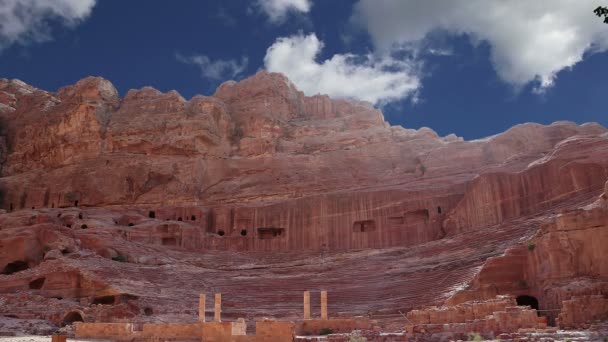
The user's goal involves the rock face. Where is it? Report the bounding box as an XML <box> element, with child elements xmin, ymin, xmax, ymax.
<box><xmin>0</xmin><ymin>72</ymin><xmax>607</xmax><ymax>334</ymax></box>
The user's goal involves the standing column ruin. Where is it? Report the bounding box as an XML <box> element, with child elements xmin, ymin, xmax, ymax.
<box><xmin>303</xmin><ymin>291</ymin><xmax>311</xmax><ymax>320</ymax></box>
<box><xmin>199</xmin><ymin>293</ymin><xmax>206</xmax><ymax>322</ymax></box>
<box><xmin>321</xmin><ymin>290</ymin><xmax>328</xmax><ymax>320</ymax></box>
<box><xmin>214</xmin><ymin>293</ymin><xmax>222</xmax><ymax>322</ymax></box>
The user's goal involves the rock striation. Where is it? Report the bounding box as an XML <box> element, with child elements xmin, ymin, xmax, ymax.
<box><xmin>0</xmin><ymin>72</ymin><xmax>607</xmax><ymax>336</ymax></box>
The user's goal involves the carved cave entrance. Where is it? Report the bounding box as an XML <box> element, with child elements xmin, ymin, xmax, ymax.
<box><xmin>257</xmin><ymin>227</ymin><xmax>285</xmax><ymax>239</ymax></box>
<box><xmin>516</xmin><ymin>295</ymin><xmax>539</xmax><ymax>310</ymax></box>
<box><xmin>62</xmin><ymin>311</ymin><xmax>84</xmax><ymax>326</ymax></box>
<box><xmin>92</xmin><ymin>295</ymin><xmax>116</xmax><ymax>305</ymax></box>
<box><xmin>353</xmin><ymin>220</ymin><xmax>376</xmax><ymax>232</ymax></box>
<box><xmin>29</xmin><ymin>277</ymin><xmax>46</xmax><ymax>289</ymax></box>
<box><xmin>162</xmin><ymin>237</ymin><xmax>177</xmax><ymax>246</ymax></box>
<box><xmin>2</xmin><ymin>261</ymin><xmax>28</xmax><ymax>275</ymax></box>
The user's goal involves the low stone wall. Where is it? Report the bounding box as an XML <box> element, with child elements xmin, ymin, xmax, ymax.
<box><xmin>74</xmin><ymin>323</ymin><xmax>135</xmax><ymax>340</ymax></box>
<box><xmin>200</xmin><ymin>322</ymin><xmax>233</xmax><ymax>342</ymax></box>
<box><xmin>142</xmin><ymin>323</ymin><xmax>205</xmax><ymax>340</ymax></box>
<box><xmin>256</xmin><ymin>320</ymin><xmax>295</xmax><ymax>342</ymax></box>
<box><xmin>295</xmin><ymin>318</ymin><xmax>371</xmax><ymax>335</ymax></box>
<box><xmin>407</xmin><ymin>295</ymin><xmax>515</xmax><ymax>324</ymax></box>
<box><xmin>75</xmin><ymin>321</ymin><xmax>238</xmax><ymax>341</ymax></box>
<box><xmin>403</xmin><ymin>297</ymin><xmax>545</xmax><ymax>340</ymax></box>
<box><xmin>405</xmin><ymin>308</ymin><xmax>540</xmax><ymax>341</ymax></box>
<box><xmin>558</xmin><ymin>295</ymin><xmax>608</xmax><ymax>328</ymax></box>
<box><xmin>75</xmin><ymin>320</ymin><xmax>298</xmax><ymax>341</ymax></box>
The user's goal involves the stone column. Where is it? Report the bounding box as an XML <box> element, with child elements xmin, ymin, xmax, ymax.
<box><xmin>214</xmin><ymin>293</ymin><xmax>222</xmax><ymax>322</ymax></box>
<box><xmin>199</xmin><ymin>293</ymin><xmax>206</xmax><ymax>322</ymax></box>
<box><xmin>303</xmin><ymin>291</ymin><xmax>311</xmax><ymax>320</ymax></box>
<box><xmin>321</xmin><ymin>291</ymin><xmax>328</xmax><ymax>320</ymax></box>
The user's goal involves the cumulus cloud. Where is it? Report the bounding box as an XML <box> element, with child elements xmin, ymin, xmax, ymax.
<box><xmin>353</xmin><ymin>0</ymin><xmax>608</xmax><ymax>91</ymax></box>
<box><xmin>256</xmin><ymin>0</ymin><xmax>311</xmax><ymax>23</ymax></box>
<box><xmin>0</xmin><ymin>0</ymin><xmax>96</xmax><ymax>50</ymax></box>
<box><xmin>176</xmin><ymin>53</ymin><xmax>249</xmax><ymax>81</ymax></box>
<box><xmin>264</xmin><ymin>33</ymin><xmax>420</xmax><ymax>104</ymax></box>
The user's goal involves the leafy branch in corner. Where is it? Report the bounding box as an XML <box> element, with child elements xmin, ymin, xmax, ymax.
<box><xmin>594</xmin><ymin>6</ymin><xmax>608</xmax><ymax>23</ymax></box>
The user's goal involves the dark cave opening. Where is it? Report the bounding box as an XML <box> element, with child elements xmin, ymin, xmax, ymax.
<box><xmin>257</xmin><ymin>227</ymin><xmax>285</xmax><ymax>239</ymax></box>
<box><xmin>516</xmin><ymin>295</ymin><xmax>539</xmax><ymax>311</ymax></box>
<box><xmin>2</xmin><ymin>261</ymin><xmax>28</xmax><ymax>275</ymax></box>
<box><xmin>92</xmin><ymin>295</ymin><xmax>116</xmax><ymax>305</ymax></box>
<box><xmin>28</xmin><ymin>277</ymin><xmax>46</xmax><ymax>290</ymax></box>
<box><xmin>352</xmin><ymin>220</ymin><xmax>376</xmax><ymax>233</ymax></box>
<box><xmin>162</xmin><ymin>237</ymin><xmax>177</xmax><ymax>246</ymax></box>
<box><xmin>62</xmin><ymin>311</ymin><xmax>84</xmax><ymax>326</ymax></box>
<box><xmin>149</xmin><ymin>211</ymin><xmax>155</xmax><ymax>218</ymax></box>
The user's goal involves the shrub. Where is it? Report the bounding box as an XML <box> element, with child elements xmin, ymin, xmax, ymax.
<box><xmin>528</xmin><ymin>243</ymin><xmax>536</xmax><ymax>251</ymax></box>
<box><xmin>319</xmin><ymin>328</ymin><xmax>334</xmax><ymax>335</ymax></box>
<box><xmin>349</xmin><ymin>331</ymin><xmax>367</xmax><ymax>342</ymax></box>
<box><xmin>467</xmin><ymin>332</ymin><xmax>483</xmax><ymax>341</ymax></box>
<box><xmin>112</xmin><ymin>255</ymin><xmax>127</xmax><ymax>263</ymax></box>
<box><xmin>419</xmin><ymin>164</ymin><xmax>427</xmax><ymax>176</ymax></box>
<box><xmin>64</xmin><ymin>192</ymin><xmax>78</xmax><ymax>203</ymax></box>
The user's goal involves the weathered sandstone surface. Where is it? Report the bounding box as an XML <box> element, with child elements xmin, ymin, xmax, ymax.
<box><xmin>0</xmin><ymin>71</ymin><xmax>606</xmax><ymax>336</ymax></box>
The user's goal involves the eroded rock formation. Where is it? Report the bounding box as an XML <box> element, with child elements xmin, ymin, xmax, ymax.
<box><xmin>0</xmin><ymin>72</ymin><xmax>607</xmax><ymax>336</ymax></box>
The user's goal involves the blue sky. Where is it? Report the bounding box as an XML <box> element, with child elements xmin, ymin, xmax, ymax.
<box><xmin>0</xmin><ymin>0</ymin><xmax>607</xmax><ymax>140</ymax></box>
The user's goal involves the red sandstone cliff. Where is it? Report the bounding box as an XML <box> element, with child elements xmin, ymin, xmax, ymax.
<box><xmin>0</xmin><ymin>72</ymin><xmax>607</xmax><ymax>334</ymax></box>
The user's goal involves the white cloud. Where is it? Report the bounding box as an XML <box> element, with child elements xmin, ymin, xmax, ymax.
<box><xmin>264</xmin><ymin>33</ymin><xmax>420</xmax><ymax>104</ymax></box>
<box><xmin>353</xmin><ymin>0</ymin><xmax>608</xmax><ymax>92</ymax></box>
<box><xmin>176</xmin><ymin>53</ymin><xmax>249</xmax><ymax>81</ymax></box>
<box><xmin>256</xmin><ymin>0</ymin><xmax>311</xmax><ymax>23</ymax></box>
<box><xmin>0</xmin><ymin>0</ymin><xmax>96</xmax><ymax>50</ymax></box>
